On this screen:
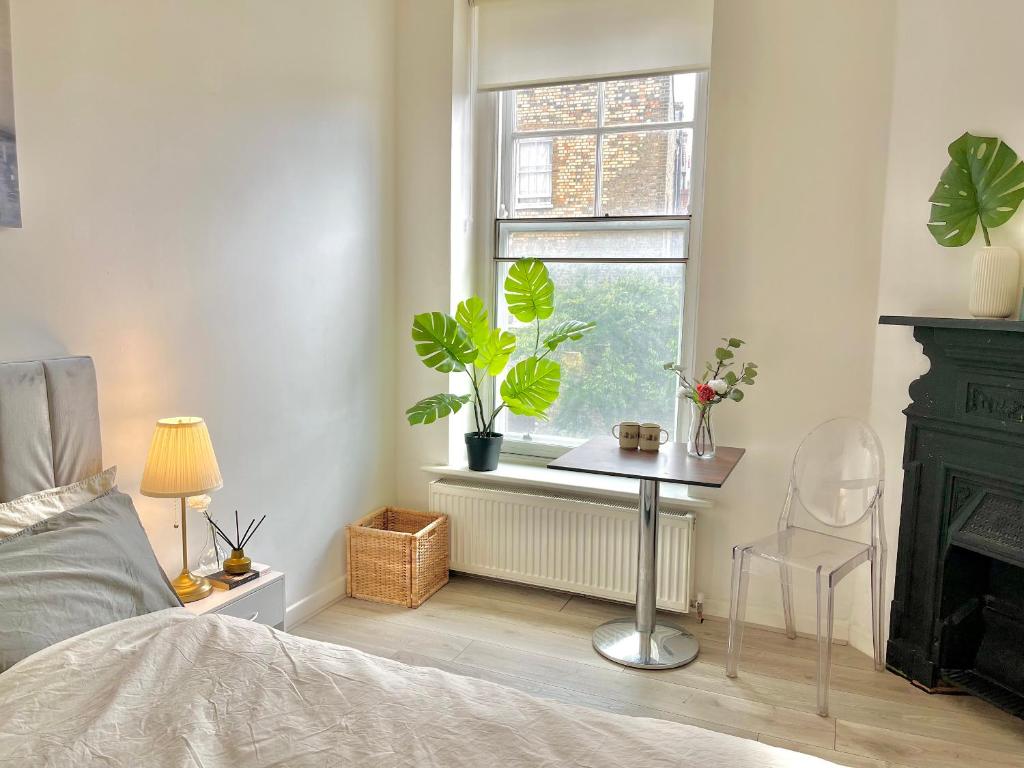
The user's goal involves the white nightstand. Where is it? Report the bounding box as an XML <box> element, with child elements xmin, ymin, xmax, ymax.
<box><xmin>183</xmin><ymin>570</ymin><xmax>286</xmax><ymax>630</ymax></box>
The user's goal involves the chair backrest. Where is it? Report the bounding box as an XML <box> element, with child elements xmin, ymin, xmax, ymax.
<box><xmin>782</xmin><ymin>417</ymin><xmax>885</xmax><ymax>547</ymax></box>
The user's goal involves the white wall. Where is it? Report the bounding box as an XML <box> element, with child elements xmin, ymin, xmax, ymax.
<box><xmin>866</xmin><ymin>0</ymin><xmax>1024</xmax><ymax>650</ymax></box>
<box><xmin>0</xmin><ymin>0</ymin><xmax>397</xmax><ymax>623</ymax></box>
<box><xmin>393</xmin><ymin>0</ymin><xmax>475</xmax><ymax>508</ymax></box>
<box><xmin>695</xmin><ymin>0</ymin><xmax>896</xmax><ymax>639</ymax></box>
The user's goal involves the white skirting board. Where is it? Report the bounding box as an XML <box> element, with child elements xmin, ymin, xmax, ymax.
<box><xmin>428</xmin><ymin>479</ymin><xmax>695</xmax><ymax>612</ymax></box>
<box><xmin>285</xmin><ymin>573</ymin><xmax>347</xmax><ymax>630</ymax></box>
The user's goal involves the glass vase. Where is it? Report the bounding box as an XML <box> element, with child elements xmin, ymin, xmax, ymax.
<box><xmin>687</xmin><ymin>402</ymin><xmax>716</xmax><ymax>459</ymax></box>
<box><xmin>196</xmin><ymin>520</ymin><xmax>226</xmax><ymax>575</ymax></box>
<box><xmin>189</xmin><ymin>495</ymin><xmax>224</xmax><ymax>575</ymax></box>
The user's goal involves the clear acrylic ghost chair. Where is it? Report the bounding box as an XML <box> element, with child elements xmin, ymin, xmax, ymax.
<box><xmin>725</xmin><ymin>417</ymin><xmax>885</xmax><ymax>717</ymax></box>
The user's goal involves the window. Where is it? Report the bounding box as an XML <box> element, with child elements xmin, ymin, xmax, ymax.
<box><xmin>515</xmin><ymin>138</ymin><xmax>552</xmax><ymax>210</ymax></box>
<box><xmin>491</xmin><ymin>72</ymin><xmax>707</xmax><ymax>456</ymax></box>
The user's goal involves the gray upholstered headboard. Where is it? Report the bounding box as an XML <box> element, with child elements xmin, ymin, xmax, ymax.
<box><xmin>0</xmin><ymin>357</ymin><xmax>103</xmax><ymax>502</ymax></box>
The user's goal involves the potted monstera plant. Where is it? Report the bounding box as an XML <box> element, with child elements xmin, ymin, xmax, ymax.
<box><xmin>406</xmin><ymin>258</ymin><xmax>594</xmax><ymax>471</ymax></box>
<box><xmin>927</xmin><ymin>132</ymin><xmax>1024</xmax><ymax>318</ymax></box>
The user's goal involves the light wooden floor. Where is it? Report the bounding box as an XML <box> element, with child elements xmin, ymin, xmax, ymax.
<box><xmin>292</xmin><ymin>575</ymin><xmax>1024</xmax><ymax>768</ymax></box>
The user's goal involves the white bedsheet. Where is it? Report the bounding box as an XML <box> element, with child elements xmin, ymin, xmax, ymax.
<box><xmin>0</xmin><ymin>609</ymin><xmax>837</xmax><ymax>767</ymax></box>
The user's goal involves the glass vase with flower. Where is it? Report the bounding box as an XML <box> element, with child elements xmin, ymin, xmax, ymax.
<box><xmin>191</xmin><ymin>495</ymin><xmax>226</xmax><ymax>575</ymax></box>
<box><xmin>665</xmin><ymin>337</ymin><xmax>758</xmax><ymax>459</ymax></box>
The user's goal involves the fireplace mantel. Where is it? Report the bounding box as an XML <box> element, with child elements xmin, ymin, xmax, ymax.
<box><xmin>880</xmin><ymin>314</ymin><xmax>1024</xmax><ymax>717</ymax></box>
<box><xmin>879</xmin><ymin>315</ymin><xmax>1024</xmax><ymax>332</ymax></box>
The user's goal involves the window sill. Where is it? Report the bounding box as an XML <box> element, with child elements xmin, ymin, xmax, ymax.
<box><xmin>422</xmin><ymin>461</ymin><xmax>713</xmax><ymax>513</ymax></box>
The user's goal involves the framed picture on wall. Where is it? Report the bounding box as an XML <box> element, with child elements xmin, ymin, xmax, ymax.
<box><xmin>0</xmin><ymin>0</ymin><xmax>20</xmax><ymax>228</ymax></box>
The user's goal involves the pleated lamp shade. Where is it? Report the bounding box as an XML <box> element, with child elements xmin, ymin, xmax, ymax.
<box><xmin>140</xmin><ymin>417</ymin><xmax>223</xmax><ymax>498</ymax></box>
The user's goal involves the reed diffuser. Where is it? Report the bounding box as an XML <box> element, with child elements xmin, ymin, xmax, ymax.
<box><xmin>204</xmin><ymin>510</ymin><xmax>266</xmax><ymax>575</ymax></box>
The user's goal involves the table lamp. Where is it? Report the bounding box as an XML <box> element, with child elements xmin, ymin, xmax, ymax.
<box><xmin>140</xmin><ymin>417</ymin><xmax>223</xmax><ymax>603</ymax></box>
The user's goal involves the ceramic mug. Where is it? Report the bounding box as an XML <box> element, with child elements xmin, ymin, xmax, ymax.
<box><xmin>612</xmin><ymin>421</ymin><xmax>640</xmax><ymax>449</ymax></box>
<box><xmin>639</xmin><ymin>422</ymin><xmax>670</xmax><ymax>451</ymax></box>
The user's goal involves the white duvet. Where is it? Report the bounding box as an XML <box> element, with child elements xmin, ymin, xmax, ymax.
<box><xmin>0</xmin><ymin>610</ymin><xmax>836</xmax><ymax>767</ymax></box>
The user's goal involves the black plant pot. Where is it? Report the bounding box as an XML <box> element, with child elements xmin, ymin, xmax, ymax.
<box><xmin>465</xmin><ymin>432</ymin><xmax>503</xmax><ymax>472</ymax></box>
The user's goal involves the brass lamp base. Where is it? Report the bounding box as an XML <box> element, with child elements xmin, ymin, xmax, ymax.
<box><xmin>172</xmin><ymin>569</ymin><xmax>213</xmax><ymax>603</ymax></box>
<box><xmin>167</xmin><ymin>496</ymin><xmax>213</xmax><ymax>603</ymax></box>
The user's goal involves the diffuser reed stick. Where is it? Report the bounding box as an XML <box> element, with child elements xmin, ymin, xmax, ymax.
<box><xmin>203</xmin><ymin>511</ymin><xmax>266</xmax><ymax>551</ymax></box>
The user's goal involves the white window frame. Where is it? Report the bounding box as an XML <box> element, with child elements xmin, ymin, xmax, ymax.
<box><xmin>477</xmin><ymin>71</ymin><xmax>709</xmax><ymax>462</ymax></box>
<box><xmin>513</xmin><ymin>136</ymin><xmax>553</xmax><ymax>211</ymax></box>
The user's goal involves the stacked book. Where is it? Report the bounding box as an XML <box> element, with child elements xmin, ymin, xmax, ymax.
<box><xmin>205</xmin><ymin>562</ymin><xmax>271</xmax><ymax>590</ymax></box>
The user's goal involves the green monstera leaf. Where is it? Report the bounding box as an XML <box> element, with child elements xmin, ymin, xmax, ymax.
<box><xmin>928</xmin><ymin>132</ymin><xmax>1024</xmax><ymax>247</ymax></box>
<box><xmin>455</xmin><ymin>296</ymin><xmax>489</xmax><ymax>345</ymax></box>
<box><xmin>542</xmin><ymin>320</ymin><xmax>597</xmax><ymax>351</ymax></box>
<box><xmin>411</xmin><ymin>312</ymin><xmax>477</xmax><ymax>373</ymax></box>
<box><xmin>474</xmin><ymin>328</ymin><xmax>517</xmax><ymax>375</ymax></box>
<box><xmin>500</xmin><ymin>357</ymin><xmax>561</xmax><ymax>418</ymax></box>
<box><xmin>504</xmin><ymin>258</ymin><xmax>554</xmax><ymax>322</ymax></box>
<box><xmin>406</xmin><ymin>393</ymin><xmax>473</xmax><ymax>425</ymax></box>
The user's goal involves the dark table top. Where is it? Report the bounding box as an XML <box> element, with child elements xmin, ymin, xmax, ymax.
<box><xmin>548</xmin><ymin>436</ymin><xmax>745</xmax><ymax>488</ymax></box>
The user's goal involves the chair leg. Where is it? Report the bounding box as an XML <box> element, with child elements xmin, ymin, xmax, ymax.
<box><xmin>870</xmin><ymin>547</ymin><xmax>886</xmax><ymax>672</ymax></box>
<box><xmin>779</xmin><ymin>562</ymin><xmax>796</xmax><ymax>640</ymax></box>
<box><xmin>726</xmin><ymin>546</ymin><xmax>750</xmax><ymax>678</ymax></box>
<box><xmin>815</xmin><ymin>566</ymin><xmax>834</xmax><ymax>717</ymax></box>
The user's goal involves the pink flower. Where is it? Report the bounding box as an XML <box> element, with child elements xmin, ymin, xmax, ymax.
<box><xmin>696</xmin><ymin>383</ymin><xmax>715</xmax><ymax>404</ymax></box>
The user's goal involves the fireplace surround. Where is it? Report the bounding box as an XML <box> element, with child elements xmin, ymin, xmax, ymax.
<box><xmin>880</xmin><ymin>316</ymin><xmax>1024</xmax><ymax>717</ymax></box>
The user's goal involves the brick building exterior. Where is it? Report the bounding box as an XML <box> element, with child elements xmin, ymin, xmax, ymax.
<box><xmin>512</xmin><ymin>75</ymin><xmax>689</xmax><ymax>218</ymax></box>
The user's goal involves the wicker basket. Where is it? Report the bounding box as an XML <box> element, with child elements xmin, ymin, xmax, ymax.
<box><xmin>346</xmin><ymin>507</ymin><xmax>449</xmax><ymax>608</ymax></box>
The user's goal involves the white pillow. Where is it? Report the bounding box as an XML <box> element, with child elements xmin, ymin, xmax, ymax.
<box><xmin>0</xmin><ymin>466</ymin><xmax>118</xmax><ymax>539</ymax></box>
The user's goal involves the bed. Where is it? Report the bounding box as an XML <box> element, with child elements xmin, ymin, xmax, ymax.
<box><xmin>0</xmin><ymin>356</ymin><xmax>837</xmax><ymax>767</ymax></box>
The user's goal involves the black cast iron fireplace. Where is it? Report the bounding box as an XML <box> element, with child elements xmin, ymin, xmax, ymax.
<box><xmin>880</xmin><ymin>316</ymin><xmax>1024</xmax><ymax>718</ymax></box>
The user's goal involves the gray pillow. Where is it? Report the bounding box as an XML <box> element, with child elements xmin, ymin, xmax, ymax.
<box><xmin>0</xmin><ymin>490</ymin><xmax>182</xmax><ymax>672</ymax></box>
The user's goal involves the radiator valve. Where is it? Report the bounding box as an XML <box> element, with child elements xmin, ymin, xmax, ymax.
<box><xmin>695</xmin><ymin>592</ymin><xmax>705</xmax><ymax>624</ymax></box>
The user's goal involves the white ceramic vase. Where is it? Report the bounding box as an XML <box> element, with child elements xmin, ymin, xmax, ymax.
<box><xmin>969</xmin><ymin>246</ymin><xmax>1020</xmax><ymax>319</ymax></box>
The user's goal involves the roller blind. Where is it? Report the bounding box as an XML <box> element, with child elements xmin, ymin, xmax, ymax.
<box><xmin>475</xmin><ymin>0</ymin><xmax>714</xmax><ymax>91</ymax></box>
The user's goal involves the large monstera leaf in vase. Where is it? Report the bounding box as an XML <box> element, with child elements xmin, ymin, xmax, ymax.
<box><xmin>926</xmin><ymin>132</ymin><xmax>1024</xmax><ymax>319</ymax></box>
<box><xmin>927</xmin><ymin>132</ymin><xmax>1024</xmax><ymax>247</ymax></box>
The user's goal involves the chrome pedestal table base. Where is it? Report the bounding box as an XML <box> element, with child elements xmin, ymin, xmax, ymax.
<box><xmin>592</xmin><ymin>618</ymin><xmax>699</xmax><ymax>669</ymax></box>
<box><xmin>592</xmin><ymin>477</ymin><xmax>699</xmax><ymax>670</ymax></box>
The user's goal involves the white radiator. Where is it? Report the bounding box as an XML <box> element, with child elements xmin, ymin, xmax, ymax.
<box><xmin>428</xmin><ymin>479</ymin><xmax>695</xmax><ymax>612</ymax></box>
